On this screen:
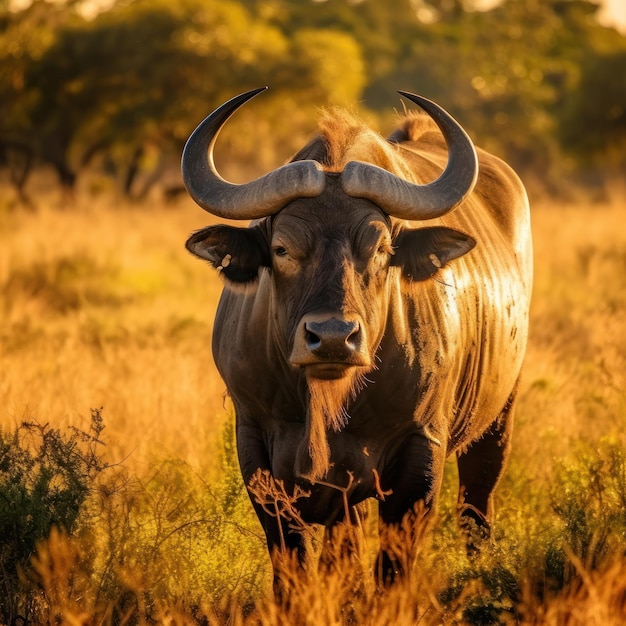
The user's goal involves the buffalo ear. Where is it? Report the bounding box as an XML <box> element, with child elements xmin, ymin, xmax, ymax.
<box><xmin>186</xmin><ymin>224</ymin><xmax>270</xmax><ymax>284</ymax></box>
<box><xmin>391</xmin><ymin>226</ymin><xmax>476</xmax><ymax>281</ymax></box>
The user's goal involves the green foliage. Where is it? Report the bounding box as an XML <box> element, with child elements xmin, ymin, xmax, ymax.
<box><xmin>549</xmin><ymin>440</ymin><xmax>626</xmax><ymax>577</ymax></box>
<box><xmin>0</xmin><ymin>409</ymin><xmax>108</xmax><ymax>624</ymax></box>
<box><xmin>76</xmin><ymin>415</ymin><xmax>266</xmax><ymax>619</ymax></box>
<box><xmin>0</xmin><ymin>408</ymin><xmax>266</xmax><ymax>622</ymax></box>
<box><xmin>413</xmin><ymin>439</ymin><xmax>626</xmax><ymax>624</ymax></box>
<box><xmin>560</xmin><ymin>49</ymin><xmax>626</xmax><ymax>167</ymax></box>
<box><xmin>288</xmin><ymin>29</ymin><xmax>365</xmax><ymax>104</ymax></box>
<box><xmin>2</xmin><ymin>0</ymin><xmax>625</xmax><ymax>200</ymax></box>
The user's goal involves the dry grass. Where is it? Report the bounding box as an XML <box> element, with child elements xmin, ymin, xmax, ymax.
<box><xmin>1</xmin><ymin>190</ymin><xmax>625</xmax><ymax>624</ymax></box>
<box><xmin>0</xmin><ymin>195</ymin><xmax>227</xmax><ymax>468</ymax></box>
<box><xmin>516</xmin><ymin>199</ymin><xmax>626</xmax><ymax>472</ymax></box>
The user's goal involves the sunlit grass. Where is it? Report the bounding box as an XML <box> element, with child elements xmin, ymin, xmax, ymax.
<box><xmin>0</xmin><ymin>196</ymin><xmax>227</xmax><ymax>467</ymax></box>
<box><xmin>515</xmin><ymin>200</ymin><xmax>626</xmax><ymax>472</ymax></box>
<box><xmin>1</xmin><ymin>192</ymin><xmax>625</xmax><ymax>623</ymax></box>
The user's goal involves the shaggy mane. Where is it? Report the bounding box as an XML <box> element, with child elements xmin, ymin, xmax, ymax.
<box><xmin>296</xmin><ymin>108</ymin><xmax>443</xmax><ymax>185</ymax></box>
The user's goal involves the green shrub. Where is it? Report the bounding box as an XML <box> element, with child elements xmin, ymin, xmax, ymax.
<box><xmin>0</xmin><ymin>408</ymin><xmax>108</xmax><ymax>624</ymax></box>
<box><xmin>549</xmin><ymin>439</ymin><xmax>626</xmax><ymax>581</ymax></box>
<box><xmin>78</xmin><ymin>415</ymin><xmax>267</xmax><ymax>621</ymax></box>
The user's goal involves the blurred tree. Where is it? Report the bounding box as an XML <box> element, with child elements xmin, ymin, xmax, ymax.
<box><xmin>288</xmin><ymin>29</ymin><xmax>365</xmax><ymax>104</ymax></box>
<box><xmin>2</xmin><ymin>0</ymin><xmax>366</xmax><ymax>197</ymax></box>
<box><xmin>361</xmin><ymin>0</ymin><xmax>626</xmax><ymax>189</ymax></box>
<box><xmin>23</xmin><ymin>0</ymin><xmax>287</xmax><ymax>195</ymax></box>
<box><xmin>559</xmin><ymin>49</ymin><xmax>626</xmax><ymax>170</ymax></box>
<box><xmin>471</xmin><ymin>0</ymin><xmax>626</xmax><ymax>186</ymax></box>
<box><xmin>1</xmin><ymin>0</ymin><xmax>625</xmax><ymax>199</ymax></box>
<box><xmin>241</xmin><ymin>0</ymin><xmax>419</xmax><ymax>101</ymax></box>
<box><xmin>0</xmin><ymin>0</ymin><xmax>72</xmax><ymax>202</ymax></box>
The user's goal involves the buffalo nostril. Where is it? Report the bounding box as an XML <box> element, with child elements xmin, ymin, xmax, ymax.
<box><xmin>346</xmin><ymin>322</ymin><xmax>361</xmax><ymax>348</ymax></box>
<box><xmin>305</xmin><ymin>328</ymin><xmax>321</xmax><ymax>350</ymax></box>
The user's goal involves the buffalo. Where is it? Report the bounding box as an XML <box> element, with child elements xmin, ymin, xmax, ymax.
<box><xmin>182</xmin><ymin>87</ymin><xmax>532</xmax><ymax>589</ymax></box>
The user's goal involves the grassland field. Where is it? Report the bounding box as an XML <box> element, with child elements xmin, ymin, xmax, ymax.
<box><xmin>1</xmin><ymin>185</ymin><xmax>625</xmax><ymax>624</ymax></box>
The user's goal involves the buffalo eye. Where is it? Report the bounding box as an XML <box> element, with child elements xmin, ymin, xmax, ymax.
<box><xmin>271</xmin><ymin>242</ymin><xmax>300</xmax><ymax>278</ymax></box>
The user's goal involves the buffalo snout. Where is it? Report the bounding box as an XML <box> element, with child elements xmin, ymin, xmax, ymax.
<box><xmin>290</xmin><ymin>314</ymin><xmax>370</xmax><ymax>372</ymax></box>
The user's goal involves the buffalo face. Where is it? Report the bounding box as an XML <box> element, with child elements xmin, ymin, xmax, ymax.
<box><xmin>186</xmin><ymin>179</ymin><xmax>476</xmax><ymax>382</ymax></box>
<box><xmin>187</xmin><ymin>194</ymin><xmax>475</xmax><ymax>481</ymax></box>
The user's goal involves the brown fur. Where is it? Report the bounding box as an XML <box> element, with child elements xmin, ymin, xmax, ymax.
<box><xmin>310</xmin><ymin>108</ymin><xmax>416</xmax><ymax>182</ymax></box>
<box><xmin>314</xmin><ymin>109</ymin><xmax>440</xmax><ymax>185</ymax></box>
<box><xmin>395</xmin><ymin>111</ymin><xmax>442</xmax><ymax>144</ymax></box>
<box><xmin>300</xmin><ymin>372</ymin><xmax>366</xmax><ymax>481</ymax></box>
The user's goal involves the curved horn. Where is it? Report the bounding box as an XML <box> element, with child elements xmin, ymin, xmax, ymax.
<box><xmin>181</xmin><ymin>87</ymin><xmax>326</xmax><ymax>220</ymax></box>
<box><xmin>340</xmin><ymin>91</ymin><xmax>478</xmax><ymax>220</ymax></box>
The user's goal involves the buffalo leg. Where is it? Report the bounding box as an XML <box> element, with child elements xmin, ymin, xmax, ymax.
<box><xmin>456</xmin><ymin>384</ymin><xmax>517</xmax><ymax>545</ymax></box>
<box><xmin>247</xmin><ymin>480</ymin><xmax>309</xmax><ymax>601</ymax></box>
<box><xmin>376</xmin><ymin>434</ymin><xmax>445</xmax><ymax>585</ymax></box>
<box><xmin>237</xmin><ymin>422</ymin><xmax>309</xmax><ymax>599</ymax></box>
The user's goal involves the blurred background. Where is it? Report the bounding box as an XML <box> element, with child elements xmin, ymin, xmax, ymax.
<box><xmin>1</xmin><ymin>0</ymin><xmax>625</xmax><ymax>208</ymax></box>
<box><xmin>1</xmin><ymin>2</ymin><xmax>626</xmax><ymax>621</ymax></box>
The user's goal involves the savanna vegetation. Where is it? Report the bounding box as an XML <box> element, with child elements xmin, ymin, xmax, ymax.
<box><xmin>1</xmin><ymin>0</ymin><xmax>625</xmax><ymax>205</ymax></box>
<box><xmin>1</xmin><ymin>0</ymin><xmax>626</xmax><ymax>623</ymax></box>
<box><xmin>2</xmin><ymin>191</ymin><xmax>625</xmax><ymax>623</ymax></box>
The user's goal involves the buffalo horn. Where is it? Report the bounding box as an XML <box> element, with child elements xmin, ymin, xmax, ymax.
<box><xmin>341</xmin><ymin>91</ymin><xmax>478</xmax><ymax>220</ymax></box>
<box><xmin>181</xmin><ymin>87</ymin><xmax>326</xmax><ymax>219</ymax></box>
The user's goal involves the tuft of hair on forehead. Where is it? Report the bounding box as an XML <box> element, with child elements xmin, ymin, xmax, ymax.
<box><xmin>315</xmin><ymin>108</ymin><xmax>371</xmax><ymax>170</ymax></box>
<box><xmin>313</xmin><ymin>108</ymin><xmax>419</xmax><ymax>182</ymax></box>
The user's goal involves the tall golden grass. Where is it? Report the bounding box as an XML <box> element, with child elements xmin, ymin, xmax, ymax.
<box><xmin>1</xmin><ymin>190</ymin><xmax>625</xmax><ymax>624</ymax></box>
<box><xmin>1</xmin><ymin>197</ymin><xmax>225</xmax><ymax>467</ymax></box>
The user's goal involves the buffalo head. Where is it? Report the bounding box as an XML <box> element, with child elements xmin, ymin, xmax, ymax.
<box><xmin>184</xmin><ymin>88</ymin><xmax>478</xmax><ymax>479</ymax></box>
<box><xmin>184</xmin><ymin>87</ymin><xmax>477</xmax><ymax>374</ymax></box>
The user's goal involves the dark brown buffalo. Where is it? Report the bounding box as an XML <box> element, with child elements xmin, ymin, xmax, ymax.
<box><xmin>182</xmin><ymin>87</ymin><xmax>532</xmax><ymax>587</ymax></box>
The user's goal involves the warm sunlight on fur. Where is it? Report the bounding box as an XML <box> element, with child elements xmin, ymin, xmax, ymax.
<box><xmin>298</xmin><ymin>374</ymin><xmax>365</xmax><ymax>480</ymax></box>
<box><xmin>1</xmin><ymin>192</ymin><xmax>625</xmax><ymax>623</ymax></box>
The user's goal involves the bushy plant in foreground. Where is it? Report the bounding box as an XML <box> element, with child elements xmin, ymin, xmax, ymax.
<box><xmin>0</xmin><ymin>408</ymin><xmax>108</xmax><ymax>624</ymax></box>
<box><xmin>405</xmin><ymin>440</ymin><xmax>626</xmax><ymax>625</ymax></box>
<box><xmin>1</xmin><ymin>410</ymin><xmax>266</xmax><ymax>623</ymax></box>
<box><xmin>548</xmin><ymin>439</ymin><xmax>626</xmax><ymax>583</ymax></box>
<box><xmin>6</xmin><ymin>413</ymin><xmax>626</xmax><ymax>624</ymax></box>
<box><xmin>71</xmin><ymin>416</ymin><xmax>267</xmax><ymax>621</ymax></box>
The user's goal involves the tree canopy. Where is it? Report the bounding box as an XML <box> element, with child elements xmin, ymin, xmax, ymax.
<box><xmin>1</xmin><ymin>0</ymin><xmax>625</xmax><ymax>201</ymax></box>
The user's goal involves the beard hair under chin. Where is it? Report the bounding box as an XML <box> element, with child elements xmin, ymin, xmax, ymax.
<box><xmin>296</xmin><ymin>372</ymin><xmax>365</xmax><ymax>482</ymax></box>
